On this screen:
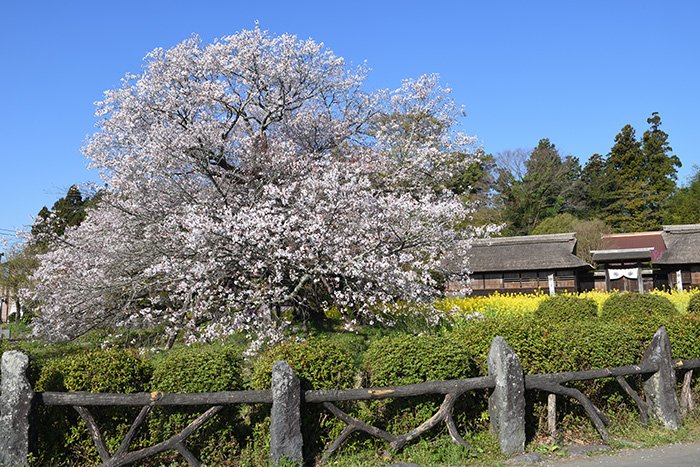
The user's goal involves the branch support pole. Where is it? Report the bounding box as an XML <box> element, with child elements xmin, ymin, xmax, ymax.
<box><xmin>488</xmin><ymin>336</ymin><xmax>526</xmax><ymax>455</ymax></box>
<box><xmin>547</xmin><ymin>393</ymin><xmax>557</xmax><ymax>441</ymax></box>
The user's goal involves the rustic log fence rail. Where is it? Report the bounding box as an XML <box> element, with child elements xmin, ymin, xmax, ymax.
<box><xmin>1</xmin><ymin>327</ymin><xmax>698</xmax><ymax>466</ymax></box>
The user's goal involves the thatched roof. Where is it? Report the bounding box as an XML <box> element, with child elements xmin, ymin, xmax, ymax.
<box><xmin>656</xmin><ymin>224</ymin><xmax>700</xmax><ymax>265</ymax></box>
<box><xmin>468</xmin><ymin>233</ymin><xmax>590</xmax><ymax>273</ymax></box>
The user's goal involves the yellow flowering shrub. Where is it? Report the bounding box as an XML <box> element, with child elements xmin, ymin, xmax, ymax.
<box><xmin>439</xmin><ymin>289</ymin><xmax>697</xmax><ymax>318</ymax></box>
<box><xmin>651</xmin><ymin>289</ymin><xmax>695</xmax><ymax>314</ymax></box>
<box><xmin>436</xmin><ymin>291</ymin><xmax>548</xmax><ymax>317</ymax></box>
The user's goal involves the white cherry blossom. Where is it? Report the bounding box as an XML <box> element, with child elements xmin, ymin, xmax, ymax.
<box><xmin>29</xmin><ymin>28</ymin><xmax>484</xmax><ymax>345</ymax></box>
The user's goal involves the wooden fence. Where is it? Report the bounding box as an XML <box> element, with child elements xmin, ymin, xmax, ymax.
<box><xmin>1</xmin><ymin>327</ymin><xmax>698</xmax><ymax>466</ymax></box>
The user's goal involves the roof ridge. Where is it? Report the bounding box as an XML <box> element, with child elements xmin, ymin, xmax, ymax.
<box><xmin>663</xmin><ymin>224</ymin><xmax>700</xmax><ymax>233</ymax></box>
<box><xmin>602</xmin><ymin>231</ymin><xmax>663</xmax><ymax>238</ymax></box>
<box><xmin>473</xmin><ymin>232</ymin><xmax>576</xmax><ymax>246</ymax></box>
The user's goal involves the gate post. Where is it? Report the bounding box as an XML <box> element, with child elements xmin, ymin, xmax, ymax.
<box><xmin>488</xmin><ymin>336</ymin><xmax>526</xmax><ymax>455</ymax></box>
<box><xmin>270</xmin><ymin>361</ymin><xmax>303</xmax><ymax>466</ymax></box>
<box><xmin>642</xmin><ymin>327</ymin><xmax>680</xmax><ymax>429</ymax></box>
<box><xmin>0</xmin><ymin>351</ymin><xmax>33</xmax><ymax>467</ymax></box>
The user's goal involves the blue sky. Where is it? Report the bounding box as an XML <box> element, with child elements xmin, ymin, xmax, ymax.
<box><xmin>1</xmin><ymin>1</ymin><xmax>699</xmax><ymax>252</ymax></box>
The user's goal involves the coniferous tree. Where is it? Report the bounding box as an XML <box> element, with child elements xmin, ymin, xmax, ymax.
<box><xmin>664</xmin><ymin>166</ymin><xmax>700</xmax><ymax>225</ymax></box>
<box><xmin>497</xmin><ymin>139</ymin><xmax>581</xmax><ymax>235</ymax></box>
<box><xmin>31</xmin><ymin>185</ymin><xmax>95</xmax><ymax>250</ymax></box>
<box><xmin>600</xmin><ymin>114</ymin><xmax>680</xmax><ymax>231</ymax></box>
<box><xmin>641</xmin><ymin>112</ymin><xmax>681</xmax><ymax>224</ymax></box>
<box><xmin>580</xmin><ymin>153</ymin><xmax>612</xmax><ymax>219</ymax></box>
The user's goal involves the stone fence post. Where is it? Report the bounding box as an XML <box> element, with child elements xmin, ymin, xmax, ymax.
<box><xmin>642</xmin><ymin>327</ymin><xmax>680</xmax><ymax>429</ymax></box>
<box><xmin>0</xmin><ymin>351</ymin><xmax>33</xmax><ymax>466</ymax></box>
<box><xmin>488</xmin><ymin>336</ymin><xmax>526</xmax><ymax>455</ymax></box>
<box><xmin>270</xmin><ymin>361</ymin><xmax>303</xmax><ymax>466</ymax></box>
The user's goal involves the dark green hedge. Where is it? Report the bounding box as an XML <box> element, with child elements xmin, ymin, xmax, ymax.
<box><xmin>250</xmin><ymin>336</ymin><xmax>356</xmax><ymax>391</ymax></box>
<box><xmin>361</xmin><ymin>334</ymin><xmax>480</xmax><ymax>434</ymax></box>
<box><xmin>534</xmin><ymin>294</ymin><xmax>598</xmax><ymax>324</ymax></box>
<box><xmin>600</xmin><ymin>292</ymin><xmax>676</xmax><ymax>322</ymax></box>
<box><xmin>688</xmin><ymin>292</ymin><xmax>700</xmax><ymax>314</ymax></box>
<box><xmin>450</xmin><ymin>315</ymin><xmax>640</xmax><ymax>375</ymax></box>
<box><xmin>363</xmin><ymin>335</ymin><xmax>475</xmax><ymax>387</ymax></box>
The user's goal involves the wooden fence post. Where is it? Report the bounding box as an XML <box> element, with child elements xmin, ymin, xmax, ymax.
<box><xmin>270</xmin><ymin>361</ymin><xmax>303</xmax><ymax>466</ymax></box>
<box><xmin>488</xmin><ymin>336</ymin><xmax>526</xmax><ymax>455</ymax></box>
<box><xmin>0</xmin><ymin>351</ymin><xmax>33</xmax><ymax>467</ymax></box>
<box><xmin>680</xmin><ymin>370</ymin><xmax>695</xmax><ymax>417</ymax></box>
<box><xmin>642</xmin><ymin>327</ymin><xmax>680</xmax><ymax>429</ymax></box>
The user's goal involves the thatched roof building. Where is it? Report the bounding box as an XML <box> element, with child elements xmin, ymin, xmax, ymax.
<box><xmin>447</xmin><ymin>224</ymin><xmax>700</xmax><ymax>296</ymax></box>
<box><xmin>447</xmin><ymin>233</ymin><xmax>591</xmax><ymax>295</ymax></box>
<box><xmin>469</xmin><ymin>233</ymin><xmax>589</xmax><ymax>272</ymax></box>
<box><xmin>657</xmin><ymin>225</ymin><xmax>700</xmax><ymax>265</ymax></box>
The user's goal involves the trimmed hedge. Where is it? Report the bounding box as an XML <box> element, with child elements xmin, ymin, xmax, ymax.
<box><xmin>35</xmin><ymin>348</ymin><xmax>152</xmax><ymax>393</ymax></box>
<box><xmin>249</xmin><ymin>336</ymin><xmax>359</xmax><ymax>461</ymax></box>
<box><xmin>600</xmin><ymin>292</ymin><xmax>677</xmax><ymax>348</ymax></box>
<box><xmin>668</xmin><ymin>314</ymin><xmax>700</xmax><ymax>360</ymax></box>
<box><xmin>450</xmin><ymin>315</ymin><xmax>640</xmax><ymax>376</ymax></box>
<box><xmin>450</xmin><ymin>315</ymin><xmax>546</xmax><ymax>374</ymax></box>
<box><xmin>534</xmin><ymin>294</ymin><xmax>598</xmax><ymax>324</ymax></box>
<box><xmin>600</xmin><ymin>292</ymin><xmax>676</xmax><ymax>322</ymax></box>
<box><xmin>361</xmin><ymin>335</ymin><xmax>479</xmax><ymax>435</ymax></box>
<box><xmin>363</xmin><ymin>335</ymin><xmax>476</xmax><ymax>387</ymax></box>
<box><xmin>150</xmin><ymin>343</ymin><xmax>242</xmax><ymax>393</ymax></box>
<box><xmin>250</xmin><ymin>337</ymin><xmax>356</xmax><ymax>391</ymax></box>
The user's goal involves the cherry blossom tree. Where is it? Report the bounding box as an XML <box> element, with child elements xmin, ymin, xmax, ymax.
<box><xmin>29</xmin><ymin>28</ymin><xmax>488</xmax><ymax>345</ymax></box>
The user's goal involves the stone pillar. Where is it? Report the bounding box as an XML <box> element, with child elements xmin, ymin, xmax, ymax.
<box><xmin>0</xmin><ymin>351</ymin><xmax>33</xmax><ymax>466</ymax></box>
<box><xmin>488</xmin><ymin>336</ymin><xmax>526</xmax><ymax>455</ymax></box>
<box><xmin>270</xmin><ymin>361</ymin><xmax>303</xmax><ymax>466</ymax></box>
<box><xmin>642</xmin><ymin>327</ymin><xmax>680</xmax><ymax>429</ymax></box>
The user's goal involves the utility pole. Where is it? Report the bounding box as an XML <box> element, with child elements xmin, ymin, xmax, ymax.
<box><xmin>0</xmin><ymin>252</ymin><xmax>5</xmax><ymax>324</ymax></box>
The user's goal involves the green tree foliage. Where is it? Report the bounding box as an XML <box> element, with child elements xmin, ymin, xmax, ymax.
<box><xmin>445</xmin><ymin>151</ymin><xmax>496</xmax><ymax>198</ymax></box>
<box><xmin>580</xmin><ymin>153</ymin><xmax>614</xmax><ymax>219</ymax></box>
<box><xmin>1</xmin><ymin>186</ymin><xmax>97</xmax><ymax>319</ymax></box>
<box><xmin>530</xmin><ymin>214</ymin><xmax>610</xmax><ymax>263</ymax></box>
<box><xmin>0</xmin><ymin>246</ymin><xmax>39</xmax><ymax>318</ymax></box>
<box><xmin>31</xmin><ymin>185</ymin><xmax>97</xmax><ymax>251</ymax></box>
<box><xmin>664</xmin><ymin>166</ymin><xmax>700</xmax><ymax>225</ymax></box>
<box><xmin>496</xmin><ymin>140</ymin><xmax>581</xmax><ymax>235</ymax></box>
<box><xmin>592</xmin><ymin>113</ymin><xmax>680</xmax><ymax>231</ymax></box>
<box><xmin>530</xmin><ymin>213</ymin><xmax>579</xmax><ymax>235</ymax></box>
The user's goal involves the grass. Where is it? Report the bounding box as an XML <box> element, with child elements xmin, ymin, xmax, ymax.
<box><xmin>319</xmin><ymin>410</ymin><xmax>700</xmax><ymax>466</ymax></box>
<box><xmin>323</xmin><ymin>431</ymin><xmax>504</xmax><ymax>467</ymax></box>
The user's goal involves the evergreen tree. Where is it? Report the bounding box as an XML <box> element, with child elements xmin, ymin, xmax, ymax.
<box><xmin>664</xmin><ymin>166</ymin><xmax>700</xmax><ymax>224</ymax></box>
<box><xmin>602</xmin><ymin>114</ymin><xmax>680</xmax><ymax>231</ymax></box>
<box><xmin>31</xmin><ymin>185</ymin><xmax>95</xmax><ymax>250</ymax></box>
<box><xmin>604</xmin><ymin>124</ymin><xmax>643</xmax><ymax>229</ymax></box>
<box><xmin>641</xmin><ymin>112</ymin><xmax>681</xmax><ymax>222</ymax></box>
<box><xmin>498</xmin><ymin>139</ymin><xmax>581</xmax><ymax>235</ymax></box>
<box><xmin>580</xmin><ymin>153</ymin><xmax>613</xmax><ymax>219</ymax></box>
